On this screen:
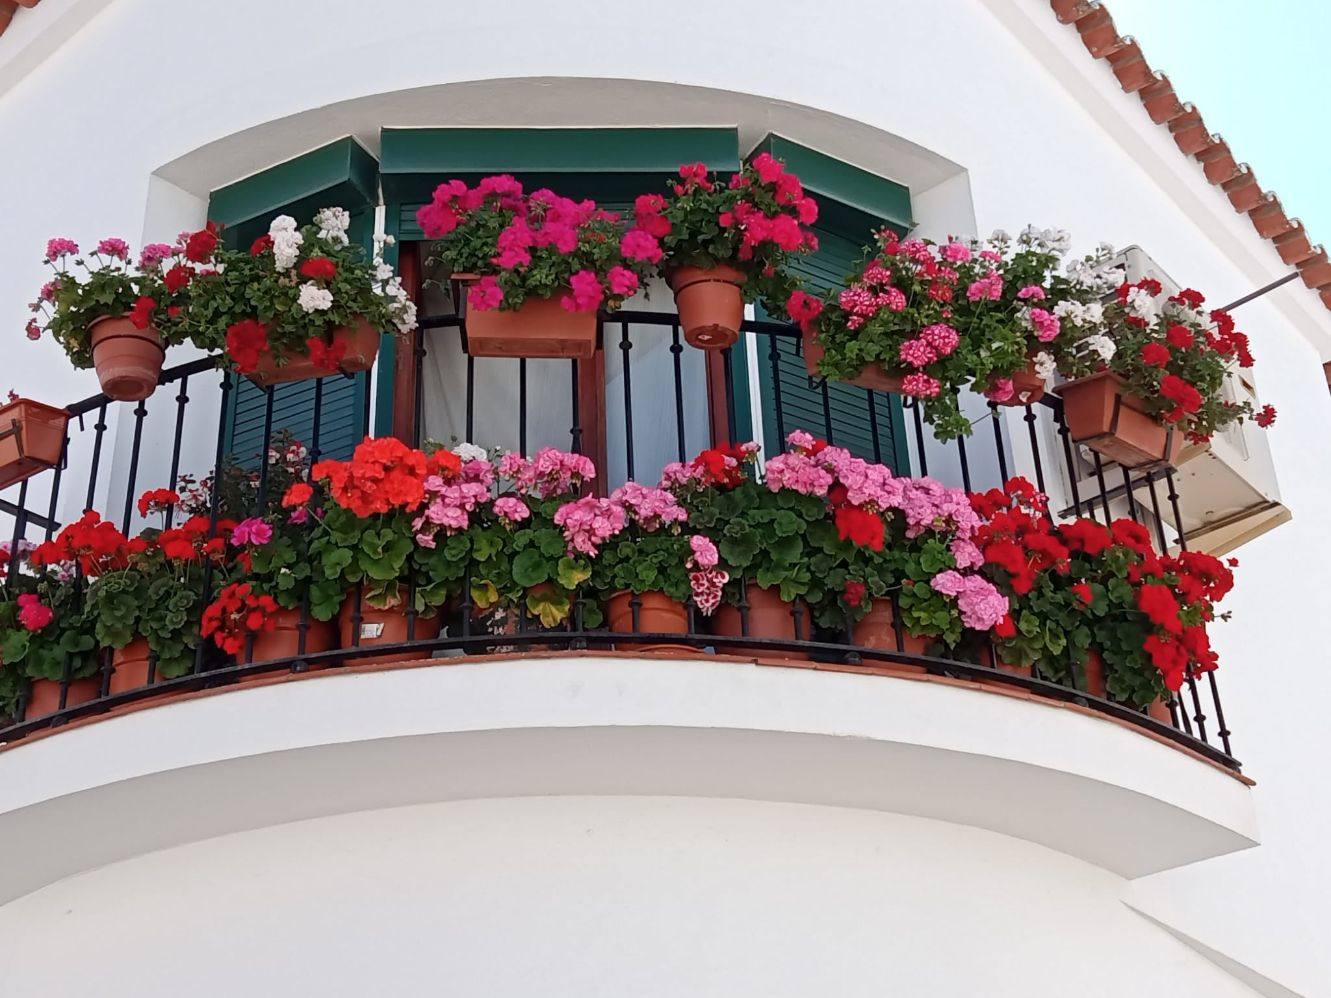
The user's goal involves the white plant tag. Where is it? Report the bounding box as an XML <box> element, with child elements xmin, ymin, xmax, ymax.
<box><xmin>360</xmin><ymin>622</ymin><xmax>385</xmax><ymax>640</ymax></box>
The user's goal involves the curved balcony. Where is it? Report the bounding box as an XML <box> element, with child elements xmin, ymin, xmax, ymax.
<box><xmin>0</xmin><ymin>310</ymin><xmax>1242</xmax><ymax>773</ymax></box>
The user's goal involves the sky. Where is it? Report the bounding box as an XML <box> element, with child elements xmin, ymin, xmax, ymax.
<box><xmin>1107</xmin><ymin>0</ymin><xmax>1330</xmax><ymax>244</ymax></box>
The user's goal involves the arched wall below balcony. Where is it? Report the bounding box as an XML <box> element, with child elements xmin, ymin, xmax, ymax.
<box><xmin>0</xmin><ymin>654</ymin><xmax>1256</xmax><ymax>906</ymax></box>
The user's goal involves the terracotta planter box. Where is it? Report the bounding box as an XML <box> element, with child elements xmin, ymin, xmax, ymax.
<box><xmin>337</xmin><ymin>597</ymin><xmax>442</xmax><ymax>667</ymax></box>
<box><xmin>852</xmin><ymin>598</ymin><xmax>928</xmax><ymax>673</ymax></box>
<box><xmin>23</xmin><ymin>676</ymin><xmax>101</xmax><ymax>721</ymax></box>
<box><xmin>89</xmin><ymin>316</ymin><xmax>164</xmax><ymax>401</ymax></box>
<box><xmin>1056</xmin><ymin>370</ymin><xmax>1183</xmax><ymax>469</ymax></box>
<box><xmin>711</xmin><ymin>582</ymin><xmax>810</xmax><ymax>659</ymax></box>
<box><xmin>456</xmin><ymin>276</ymin><xmax>597</xmax><ymax>359</ymax></box>
<box><xmin>668</xmin><ymin>264</ymin><xmax>745</xmax><ymax>350</ymax></box>
<box><xmin>1081</xmin><ymin>649</ymin><xmax>1108</xmax><ymax>699</ymax></box>
<box><xmin>0</xmin><ymin>398</ymin><xmax>68</xmax><ymax>489</ymax></box>
<box><xmin>606</xmin><ymin>590</ymin><xmax>693</xmax><ymax>653</ymax></box>
<box><xmin>247</xmin><ymin>318</ymin><xmax>381</xmax><ymax>387</ymax></box>
<box><xmin>990</xmin><ymin>358</ymin><xmax>1045</xmax><ymax>407</ymax></box>
<box><xmin>801</xmin><ymin>327</ymin><xmax>905</xmax><ymax>393</ymax></box>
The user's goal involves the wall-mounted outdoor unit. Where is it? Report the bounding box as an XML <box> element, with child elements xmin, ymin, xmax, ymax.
<box><xmin>1064</xmin><ymin>246</ymin><xmax>1290</xmax><ymax>556</ymax></box>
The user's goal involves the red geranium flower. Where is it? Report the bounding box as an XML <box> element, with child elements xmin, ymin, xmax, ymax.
<box><xmin>250</xmin><ymin>234</ymin><xmax>274</xmax><ymax>256</ymax></box>
<box><xmin>305</xmin><ymin>335</ymin><xmax>347</xmax><ymax>374</ymax></box>
<box><xmin>299</xmin><ymin>256</ymin><xmax>338</xmax><ymax>282</ymax></box>
<box><xmin>129</xmin><ymin>295</ymin><xmax>157</xmax><ymax>330</ymax></box>
<box><xmin>1254</xmin><ymin>404</ymin><xmax>1276</xmax><ymax>428</ymax></box>
<box><xmin>835</xmin><ymin>504</ymin><xmax>885</xmax><ymax>551</ymax></box>
<box><xmin>184</xmin><ymin>221</ymin><xmax>221</xmax><ymax>264</ymax></box>
<box><xmin>137</xmin><ymin>488</ymin><xmax>180</xmax><ymax>518</ymax></box>
<box><xmin>225</xmin><ymin>320</ymin><xmax>269</xmax><ymax>375</ymax></box>
<box><xmin>1165</xmin><ymin>324</ymin><xmax>1195</xmax><ymax>350</ymax></box>
<box><xmin>1140</xmin><ymin>342</ymin><xmax>1170</xmax><ymax>368</ymax></box>
<box><xmin>1137</xmin><ymin>583</ymin><xmax>1183</xmax><ymax>635</ymax></box>
<box><xmin>281</xmin><ymin>482</ymin><xmax>314</xmax><ymax>508</ymax></box>
<box><xmin>1159</xmin><ymin>374</ymin><xmax>1202</xmax><ymax>423</ymax></box>
<box><xmin>163</xmin><ymin>264</ymin><xmax>193</xmax><ymax>294</ymax></box>
<box><xmin>1071</xmin><ymin>582</ymin><xmax>1093</xmax><ymax>606</ymax></box>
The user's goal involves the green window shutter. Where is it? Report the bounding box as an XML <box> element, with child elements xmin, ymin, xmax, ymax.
<box><xmin>209</xmin><ymin>139</ymin><xmax>379</xmax><ymax>465</ymax></box>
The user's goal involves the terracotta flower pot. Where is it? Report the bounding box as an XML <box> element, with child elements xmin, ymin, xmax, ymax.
<box><xmin>108</xmin><ymin>638</ymin><xmax>154</xmax><ymax>695</ymax></box>
<box><xmin>976</xmin><ymin>645</ymin><xmax>1035</xmax><ymax>689</ymax></box>
<box><xmin>801</xmin><ymin>327</ymin><xmax>905</xmax><ymax>393</ymax></box>
<box><xmin>457</xmin><ymin>276</ymin><xmax>597</xmax><ymax>359</ymax></box>
<box><xmin>990</xmin><ymin>358</ymin><xmax>1045</xmax><ymax>407</ymax></box>
<box><xmin>1147</xmin><ymin>697</ymin><xmax>1174</xmax><ymax>725</ymax></box>
<box><xmin>0</xmin><ymin>397</ymin><xmax>68</xmax><ymax>489</ymax></box>
<box><xmin>247</xmin><ymin>317</ymin><xmax>381</xmax><ymax>387</ymax></box>
<box><xmin>337</xmin><ymin>597</ymin><xmax>442</xmax><ymax>667</ymax></box>
<box><xmin>1081</xmin><ymin>649</ymin><xmax>1108</xmax><ymax>698</ymax></box>
<box><xmin>851</xmin><ymin>598</ymin><xmax>928</xmax><ymax>674</ymax></box>
<box><xmin>667</xmin><ymin>264</ymin><xmax>746</xmax><ymax>349</ymax></box>
<box><xmin>606</xmin><ymin>590</ymin><xmax>694</xmax><ymax>653</ymax></box>
<box><xmin>711</xmin><ymin>582</ymin><xmax>810</xmax><ymax>659</ymax></box>
<box><xmin>1056</xmin><ymin>371</ymin><xmax>1183</xmax><ymax>469</ymax></box>
<box><xmin>89</xmin><ymin>316</ymin><xmax>165</xmax><ymax>401</ymax></box>
<box><xmin>23</xmin><ymin>676</ymin><xmax>101</xmax><ymax>721</ymax></box>
<box><xmin>248</xmin><ymin>608</ymin><xmax>338</xmax><ymax>666</ymax></box>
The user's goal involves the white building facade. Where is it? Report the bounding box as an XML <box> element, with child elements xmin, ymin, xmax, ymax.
<box><xmin>1</xmin><ymin>1</ymin><xmax>1329</xmax><ymax>995</ymax></box>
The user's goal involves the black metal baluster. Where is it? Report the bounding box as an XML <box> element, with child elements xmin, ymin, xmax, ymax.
<box><xmin>120</xmin><ymin>399</ymin><xmax>148</xmax><ymax>534</ymax></box>
<box><xmin>722</xmin><ymin>345</ymin><xmax>738</xmax><ymax>444</ymax></box>
<box><xmin>164</xmin><ymin>375</ymin><xmax>190</xmax><ymax>529</ymax></box>
<box><xmin>1023</xmin><ymin>404</ymin><xmax>1046</xmax><ymax>504</ymax></box>
<box><xmin>1053</xmin><ymin>406</ymin><xmax>1084</xmax><ymax>518</ymax></box>
<box><xmin>193</xmin><ymin>373</ymin><xmax>233</xmax><ymax>674</ymax></box>
<box><xmin>768</xmin><ymin>333</ymin><xmax>786</xmax><ymax>444</ymax></box>
<box><xmin>1091</xmin><ymin>453</ymin><xmax>1113</xmax><ymax>521</ymax></box>
<box><xmin>84</xmin><ymin>403</ymin><xmax>108</xmax><ymax>513</ymax></box>
<box><xmin>867</xmin><ymin>391</ymin><xmax>883</xmax><ymax>463</ymax></box>
<box><xmin>1207</xmin><ymin>672</ymin><xmax>1233</xmax><ymax>756</ymax></box>
<box><xmin>1145</xmin><ymin>475</ymin><xmax>1170</xmax><ymax>552</ymax></box>
<box><xmin>820</xmin><ymin>379</ymin><xmax>834</xmax><ymax>443</ymax></box>
<box><xmin>42</xmin><ymin>428</ymin><xmax>69</xmax><ymax>541</ymax></box>
<box><xmin>6</xmin><ymin>481</ymin><xmax>28</xmax><ymax>586</ymax></box>
<box><xmin>413</xmin><ymin>332</ymin><xmax>428</xmax><ymax>449</ymax></box>
<box><xmin>1165</xmin><ymin>468</ymin><xmax>1188</xmax><ymax>551</ymax></box>
<box><xmin>569</xmin><ymin>359</ymin><xmax>582</xmax><ymax>454</ymax></box>
<box><xmin>908</xmin><ymin>399</ymin><xmax>929</xmax><ymax>476</ymax></box>
<box><xmin>465</xmin><ymin>356</ymin><xmax>475</xmax><ymax>443</ymax></box>
<box><xmin>1121</xmin><ymin>467</ymin><xmax>1139</xmax><ymax>523</ymax></box>
<box><xmin>254</xmin><ymin>386</ymin><xmax>276</xmax><ymax>513</ymax></box>
<box><xmin>1186</xmin><ymin>676</ymin><xmax>1209</xmax><ymax>743</ymax></box>
<box><xmin>619</xmin><ymin>322</ymin><xmax>635</xmax><ymax>481</ymax></box>
<box><xmin>361</xmin><ymin>360</ymin><xmax>373</xmax><ymax>438</ymax></box>
<box><xmin>988</xmin><ymin>402</ymin><xmax>1008</xmax><ymax>484</ymax></box>
<box><xmin>955</xmin><ymin>417</ymin><xmax>973</xmax><ymax>492</ymax></box>
<box><xmin>518</xmin><ymin>358</ymin><xmax>528</xmax><ymax>455</ymax></box>
<box><xmin>671</xmin><ymin>323</ymin><xmax>686</xmax><ymax>461</ymax></box>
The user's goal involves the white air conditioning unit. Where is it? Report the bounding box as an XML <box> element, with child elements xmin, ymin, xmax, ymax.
<box><xmin>1064</xmin><ymin>246</ymin><xmax>1290</xmax><ymax>556</ymax></box>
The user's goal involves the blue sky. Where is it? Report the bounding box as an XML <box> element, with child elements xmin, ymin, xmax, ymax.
<box><xmin>1108</xmin><ymin>0</ymin><xmax>1330</xmax><ymax>244</ymax></box>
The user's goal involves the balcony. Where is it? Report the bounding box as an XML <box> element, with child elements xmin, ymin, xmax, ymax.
<box><xmin>1</xmin><ymin>303</ymin><xmax>1244</xmax><ymax>769</ymax></box>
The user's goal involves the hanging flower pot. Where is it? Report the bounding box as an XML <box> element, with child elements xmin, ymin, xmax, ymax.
<box><xmin>711</xmin><ymin>582</ymin><xmax>810</xmax><ymax>659</ymax></box>
<box><xmin>336</xmin><ymin>596</ymin><xmax>442</xmax><ymax>667</ymax></box>
<box><xmin>667</xmin><ymin>265</ymin><xmax>745</xmax><ymax>349</ymax></box>
<box><xmin>851</xmin><ymin>598</ymin><xmax>928</xmax><ymax>674</ymax></box>
<box><xmin>89</xmin><ymin>316</ymin><xmax>164</xmax><ymax>401</ymax></box>
<box><xmin>1056</xmin><ymin>371</ymin><xmax>1183</xmax><ymax>469</ymax></box>
<box><xmin>0</xmin><ymin>397</ymin><xmax>68</xmax><ymax>490</ymax></box>
<box><xmin>801</xmin><ymin>326</ymin><xmax>904</xmax><ymax>393</ymax></box>
<box><xmin>247</xmin><ymin>318</ymin><xmax>381</xmax><ymax>387</ymax></box>
<box><xmin>459</xmin><ymin>277</ymin><xmax>598</xmax><ymax>360</ymax></box>
<box><xmin>249</xmin><ymin>608</ymin><xmax>338</xmax><ymax>666</ymax></box>
<box><xmin>606</xmin><ymin>590</ymin><xmax>693</xmax><ymax>653</ymax></box>
<box><xmin>24</xmin><ymin>676</ymin><xmax>101</xmax><ymax>721</ymax></box>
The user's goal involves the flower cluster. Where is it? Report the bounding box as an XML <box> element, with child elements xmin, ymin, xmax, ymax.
<box><xmin>201</xmin><ymin>581</ymin><xmax>279</xmax><ymax>655</ymax></box>
<box><xmin>28</xmin><ymin>234</ymin><xmax>193</xmax><ymax>367</ymax></box>
<box><xmin>416</xmin><ymin>177</ymin><xmax>654</xmax><ymax>315</ymax></box>
<box><xmin>186</xmin><ymin>209</ymin><xmax>415</xmax><ymax>376</ymax></box>
<box><xmin>637</xmin><ymin>154</ymin><xmax>819</xmax><ymax>310</ymax></box>
<box><xmin>311</xmin><ymin>437</ymin><xmax>429</xmax><ymax>517</ymax></box>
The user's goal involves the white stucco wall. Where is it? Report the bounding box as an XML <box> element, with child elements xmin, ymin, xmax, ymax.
<box><xmin>1</xmin><ymin>0</ymin><xmax>1328</xmax><ymax>993</ymax></box>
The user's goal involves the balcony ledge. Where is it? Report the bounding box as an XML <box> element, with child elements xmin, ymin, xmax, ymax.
<box><xmin>0</xmin><ymin>653</ymin><xmax>1257</xmax><ymax>903</ymax></box>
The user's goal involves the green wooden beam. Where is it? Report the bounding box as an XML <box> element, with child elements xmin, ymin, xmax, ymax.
<box><xmin>749</xmin><ymin>134</ymin><xmax>913</xmax><ymax>242</ymax></box>
<box><xmin>380</xmin><ymin>126</ymin><xmax>740</xmax><ymax>205</ymax></box>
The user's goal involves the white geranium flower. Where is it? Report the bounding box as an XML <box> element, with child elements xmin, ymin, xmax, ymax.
<box><xmin>272</xmin><ymin>230</ymin><xmax>303</xmax><ymax>271</ymax></box>
<box><xmin>297</xmin><ymin>283</ymin><xmax>333</xmax><ymax>313</ymax></box>
<box><xmin>393</xmin><ymin>299</ymin><xmax>418</xmax><ymax>334</ymax></box>
<box><xmin>374</xmin><ymin>262</ymin><xmax>395</xmax><ymax>281</ymax></box>
<box><xmin>1085</xmin><ymin>334</ymin><xmax>1117</xmax><ymax>362</ymax></box>
<box><xmin>453</xmin><ymin>442</ymin><xmax>488</xmax><ymax>463</ymax></box>
<box><xmin>1125</xmin><ymin>286</ymin><xmax>1159</xmax><ymax>323</ymax></box>
<box><xmin>315</xmin><ymin>206</ymin><xmax>351</xmax><ymax>247</ymax></box>
<box><xmin>269</xmin><ymin>215</ymin><xmax>298</xmax><ymax>235</ymax></box>
<box><xmin>1033</xmin><ymin>351</ymin><xmax>1057</xmax><ymax>382</ymax></box>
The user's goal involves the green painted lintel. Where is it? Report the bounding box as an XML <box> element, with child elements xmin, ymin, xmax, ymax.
<box><xmin>380</xmin><ymin>126</ymin><xmax>740</xmax><ymax>204</ymax></box>
<box><xmin>208</xmin><ymin>137</ymin><xmax>379</xmax><ymax>235</ymax></box>
<box><xmin>750</xmin><ymin>134</ymin><xmax>913</xmax><ymax>242</ymax></box>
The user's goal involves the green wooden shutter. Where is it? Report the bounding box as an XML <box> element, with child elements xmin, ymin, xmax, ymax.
<box><xmin>743</xmin><ymin>230</ymin><xmax>911</xmax><ymax>471</ymax></box>
<box><xmin>209</xmin><ymin>139</ymin><xmax>379</xmax><ymax>465</ymax></box>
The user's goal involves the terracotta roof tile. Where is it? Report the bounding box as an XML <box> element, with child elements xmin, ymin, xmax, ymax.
<box><xmin>1052</xmin><ymin>1</ymin><xmax>1331</xmax><ymax>318</ymax></box>
<box><xmin>0</xmin><ymin>0</ymin><xmax>40</xmax><ymax>40</ymax></box>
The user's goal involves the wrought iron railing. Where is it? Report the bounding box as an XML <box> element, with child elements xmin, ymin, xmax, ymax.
<box><xmin>0</xmin><ymin>310</ymin><xmax>1237</xmax><ymax>770</ymax></box>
